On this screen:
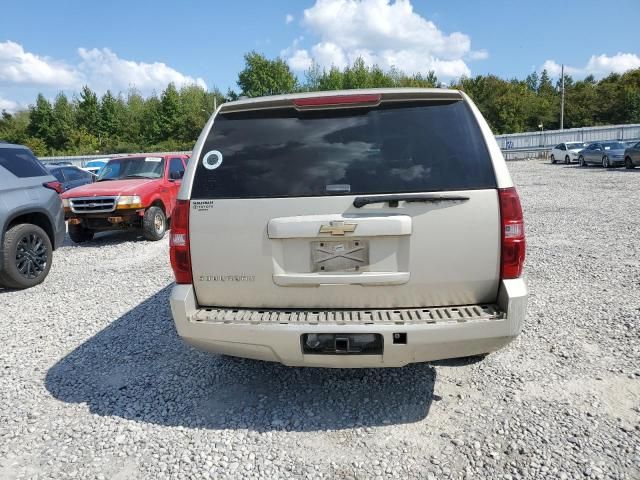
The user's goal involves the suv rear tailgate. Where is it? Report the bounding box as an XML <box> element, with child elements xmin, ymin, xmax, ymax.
<box><xmin>190</xmin><ymin>191</ymin><xmax>499</xmax><ymax>308</ymax></box>
<box><xmin>188</xmin><ymin>95</ymin><xmax>500</xmax><ymax>309</ymax></box>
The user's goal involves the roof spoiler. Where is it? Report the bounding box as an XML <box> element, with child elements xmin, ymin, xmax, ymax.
<box><xmin>220</xmin><ymin>89</ymin><xmax>463</xmax><ymax>113</ymax></box>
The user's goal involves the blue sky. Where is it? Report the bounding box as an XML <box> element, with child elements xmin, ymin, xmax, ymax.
<box><xmin>1</xmin><ymin>0</ymin><xmax>639</xmax><ymax>111</ymax></box>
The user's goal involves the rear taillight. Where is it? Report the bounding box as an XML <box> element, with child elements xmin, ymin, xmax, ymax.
<box><xmin>498</xmin><ymin>187</ymin><xmax>526</xmax><ymax>279</ymax></box>
<box><xmin>43</xmin><ymin>181</ymin><xmax>63</xmax><ymax>194</ymax></box>
<box><xmin>170</xmin><ymin>200</ymin><xmax>192</xmax><ymax>284</ymax></box>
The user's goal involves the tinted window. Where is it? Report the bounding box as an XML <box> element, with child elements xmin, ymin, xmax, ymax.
<box><xmin>602</xmin><ymin>141</ymin><xmax>625</xmax><ymax>150</ymax></box>
<box><xmin>63</xmin><ymin>167</ymin><xmax>84</xmax><ymax>181</ymax></box>
<box><xmin>169</xmin><ymin>158</ymin><xmax>185</xmax><ymax>179</ymax></box>
<box><xmin>0</xmin><ymin>147</ymin><xmax>48</xmax><ymax>178</ymax></box>
<box><xmin>49</xmin><ymin>168</ymin><xmax>65</xmax><ymax>182</ymax></box>
<box><xmin>192</xmin><ymin>101</ymin><xmax>496</xmax><ymax>199</ymax></box>
<box><xmin>559</xmin><ymin>144</ymin><xmax>566</xmax><ymax>151</ymax></box>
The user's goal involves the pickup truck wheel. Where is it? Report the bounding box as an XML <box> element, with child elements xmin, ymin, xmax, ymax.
<box><xmin>143</xmin><ymin>206</ymin><xmax>166</xmax><ymax>241</ymax></box>
<box><xmin>68</xmin><ymin>223</ymin><xmax>94</xmax><ymax>243</ymax></box>
<box><xmin>0</xmin><ymin>223</ymin><xmax>53</xmax><ymax>289</ymax></box>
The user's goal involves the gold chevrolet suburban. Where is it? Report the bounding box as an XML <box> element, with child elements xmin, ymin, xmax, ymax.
<box><xmin>169</xmin><ymin>88</ymin><xmax>527</xmax><ymax>368</ymax></box>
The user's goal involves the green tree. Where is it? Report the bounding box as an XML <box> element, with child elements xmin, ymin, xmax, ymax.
<box><xmin>99</xmin><ymin>91</ymin><xmax>119</xmax><ymax>139</ymax></box>
<box><xmin>76</xmin><ymin>86</ymin><xmax>100</xmax><ymax>134</ymax></box>
<box><xmin>237</xmin><ymin>51</ymin><xmax>297</xmax><ymax>97</ymax></box>
<box><xmin>24</xmin><ymin>136</ymin><xmax>48</xmax><ymax>156</ymax></box>
<box><xmin>67</xmin><ymin>128</ymin><xmax>99</xmax><ymax>155</ymax></box>
<box><xmin>525</xmin><ymin>71</ymin><xmax>539</xmax><ymax>92</ymax></box>
<box><xmin>160</xmin><ymin>83</ymin><xmax>181</xmax><ymax>140</ymax></box>
<box><xmin>343</xmin><ymin>58</ymin><xmax>371</xmax><ymax>89</ymax></box>
<box><xmin>27</xmin><ymin>94</ymin><xmax>55</xmax><ymax>150</ymax></box>
<box><xmin>317</xmin><ymin>66</ymin><xmax>344</xmax><ymax>90</ymax></box>
<box><xmin>141</xmin><ymin>94</ymin><xmax>163</xmax><ymax>146</ymax></box>
<box><xmin>177</xmin><ymin>85</ymin><xmax>210</xmax><ymax>146</ymax></box>
<box><xmin>50</xmin><ymin>93</ymin><xmax>75</xmax><ymax>152</ymax></box>
<box><xmin>0</xmin><ymin>111</ymin><xmax>29</xmax><ymax>145</ymax></box>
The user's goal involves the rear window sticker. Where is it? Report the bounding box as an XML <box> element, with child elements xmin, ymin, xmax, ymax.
<box><xmin>203</xmin><ymin>150</ymin><xmax>223</xmax><ymax>170</ymax></box>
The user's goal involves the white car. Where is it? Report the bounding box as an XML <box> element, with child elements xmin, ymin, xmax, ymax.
<box><xmin>550</xmin><ymin>142</ymin><xmax>587</xmax><ymax>164</ymax></box>
<box><xmin>169</xmin><ymin>88</ymin><xmax>528</xmax><ymax>368</ymax></box>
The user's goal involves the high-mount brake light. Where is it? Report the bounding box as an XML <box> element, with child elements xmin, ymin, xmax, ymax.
<box><xmin>498</xmin><ymin>187</ymin><xmax>526</xmax><ymax>279</ymax></box>
<box><xmin>169</xmin><ymin>200</ymin><xmax>192</xmax><ymax>284</ymax></box>
<box><xmin>293</xmin><ymin>94</ymin><xmax>381</xmax><ymax>108</ymax></box>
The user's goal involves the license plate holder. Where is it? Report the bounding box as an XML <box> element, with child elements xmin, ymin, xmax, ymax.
<box><xmin>310</xmin><ymin>240</ymin><xmax>369</xmax><ymax>272</ymax></box>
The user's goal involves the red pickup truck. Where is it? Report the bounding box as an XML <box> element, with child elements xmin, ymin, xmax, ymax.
<box><xmin>61</xmin><ymin>154</ymin><xmax>189</xmax><ymax>243</ymax></box>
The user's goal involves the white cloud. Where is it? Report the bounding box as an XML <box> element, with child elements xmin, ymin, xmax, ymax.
<box><xmin>0</xmin><ymin>41</ymin><xmax>78</xmax><ymax>88</ymax></box>
<box><xmin>585</xmin><ymin>53</ymin><xmax>640</xmax><ymax>75</ymax></box>
<box><xmin>468</xmin><ymin>49</ymin><xmax>489</xmax><ymax>61</ymax></box>
<box><xmin>283</xmin><ymin>0</ymin><xmax>483</xmax><ymax>79</ymax></box>
<box><xmin>285</xmin><ymin>14</ymin><xmax>294</xmax><ymax>24</ymax></box>
<box><xmin>543</xmin><ymin>53</ymin><xmax>640</xmax><ymax>78</ymax></box>
<box><xmin>287</xmin><ymin>49</ymin><xmax>313</xmax><ymax>71</ymax></box>
<box><xmin>77</xmin><ymin>48</ymin><xmax>207</xmax><ymax>93</ymax></box>
<box><xmin>0</xmin><ymin>41</ymin><xmax>208</xmax><ymax>108</ymax></box>
<box><xmin>541</xmin><ymin>60</ymin><xmax>580</xmax><ymax>77</ymax></box>
<box><xmin>0</xmin><ymin>96</ymin><xmax>20</xmax><ymax>113</ymax></box>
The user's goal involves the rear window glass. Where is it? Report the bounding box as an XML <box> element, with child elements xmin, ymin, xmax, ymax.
<box><xmin>192</xmin><ymin>100</ymin><xmax>496</xmax><ymax>199</ymax></box>
<box><xmin>48</xmin><ymin>168</ymin><xmax>65</xmax><ymax>182</ymax></box>
<box><xmin>0</xmin><ymin>147</ymin><xmax>48</xmax><ymax>178</ymax></box>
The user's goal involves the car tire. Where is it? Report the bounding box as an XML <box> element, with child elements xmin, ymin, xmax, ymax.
<box><xmin>579</xmin><ymin>156</ymin><xmax>587</xmax><ymax>167</ymax></box>
<box><xmin>602</xmin><ymin>156</ymin><xmax>610</xmax><ymax>168</ymax></box>
<box><xmin>625</xmin><ymin>157</ymin><xmax>635</xmax><ymax>169</ymax></box>
<box><xmin>550</xmin><ymin>154</ymin><xmax>556</xmax><ymax>164</ymax></box>
<box><xmin>143</xmin><ymin>206</ymin><xmax>166</xmax><ymax>241</ymax></box>
<box><xmin>68</xmin><ymin>223</ymin><xmax>94</xmax><ymax>243</ymax></box>
<box><xmin>0</xmin><ymin>223</ymin><xmax>53</xmax><ymax>289</ymax></box>
<box><xmin>565</xmin><ymin>155</ymin><xmax>570</xmax><ymax>164</ymax></box>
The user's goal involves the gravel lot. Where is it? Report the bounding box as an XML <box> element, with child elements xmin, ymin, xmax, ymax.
<box><xmin>0</xmin><ymin>160</ymin><xmax>638</xmax><ymax>479</ymax></box>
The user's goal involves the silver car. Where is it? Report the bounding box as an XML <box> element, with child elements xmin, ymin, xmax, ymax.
<box><xmin>169</xmin><ymin>88</ymin><xmax>528</xmax><ymax>368</ymax></box>
<box><xmin>0</xmin><ymin>143</ymin><xmax>66</xmax><ymax>289</ymax></box>
<box><xmin>578</xmin><ymin>141</ymin><xmax>627</xmax><ymax>168</ymax></box>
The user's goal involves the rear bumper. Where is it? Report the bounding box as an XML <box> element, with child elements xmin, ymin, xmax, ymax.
<box><xmin>170</xmin><ymin>279</ymin><xmax>527</xmax><ymax>368</ymax></box>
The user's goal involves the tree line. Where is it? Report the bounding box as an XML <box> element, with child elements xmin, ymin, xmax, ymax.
<box><xmin>1</xmin><ymin>51</ymin><xmax>639</xmax><ymax>156</ymax></box>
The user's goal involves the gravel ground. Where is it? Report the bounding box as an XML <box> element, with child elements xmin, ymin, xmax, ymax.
<box><xmin>0</xmin><ymin>160</ymin><xmax>638</xmax><ymax>480</ymax></box>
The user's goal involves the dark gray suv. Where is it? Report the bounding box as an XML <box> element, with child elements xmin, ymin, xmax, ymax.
<box><xmin>0</xmin><ymin>143</ymin><xmax>65</xmax><ymax>289</ymax></box>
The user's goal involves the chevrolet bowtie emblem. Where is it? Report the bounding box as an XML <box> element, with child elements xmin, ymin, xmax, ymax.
<box><xmin>319</xmin><ymin>221</ymin><xmax>357</xmax><ymax>236</ymax></box>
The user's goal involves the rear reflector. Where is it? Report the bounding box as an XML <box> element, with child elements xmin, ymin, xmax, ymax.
<box><xmin>293</xmin><ymin>94</ymin><xmax>381</xmax><ymax>108</ymax></box>
<box><xmin>43</xmin><ymin>181</ymin><xmax>63</xmax><ymax>194</ymax></box>
<box><xmin>498</xmin><ymin>187</ymin><xmax>526</xmax><ymax>279</ymax></box>
<box><xmin>170</xmin><ymin>200</ymin><xmax>192</xmax><ymax>284</ymax></box>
